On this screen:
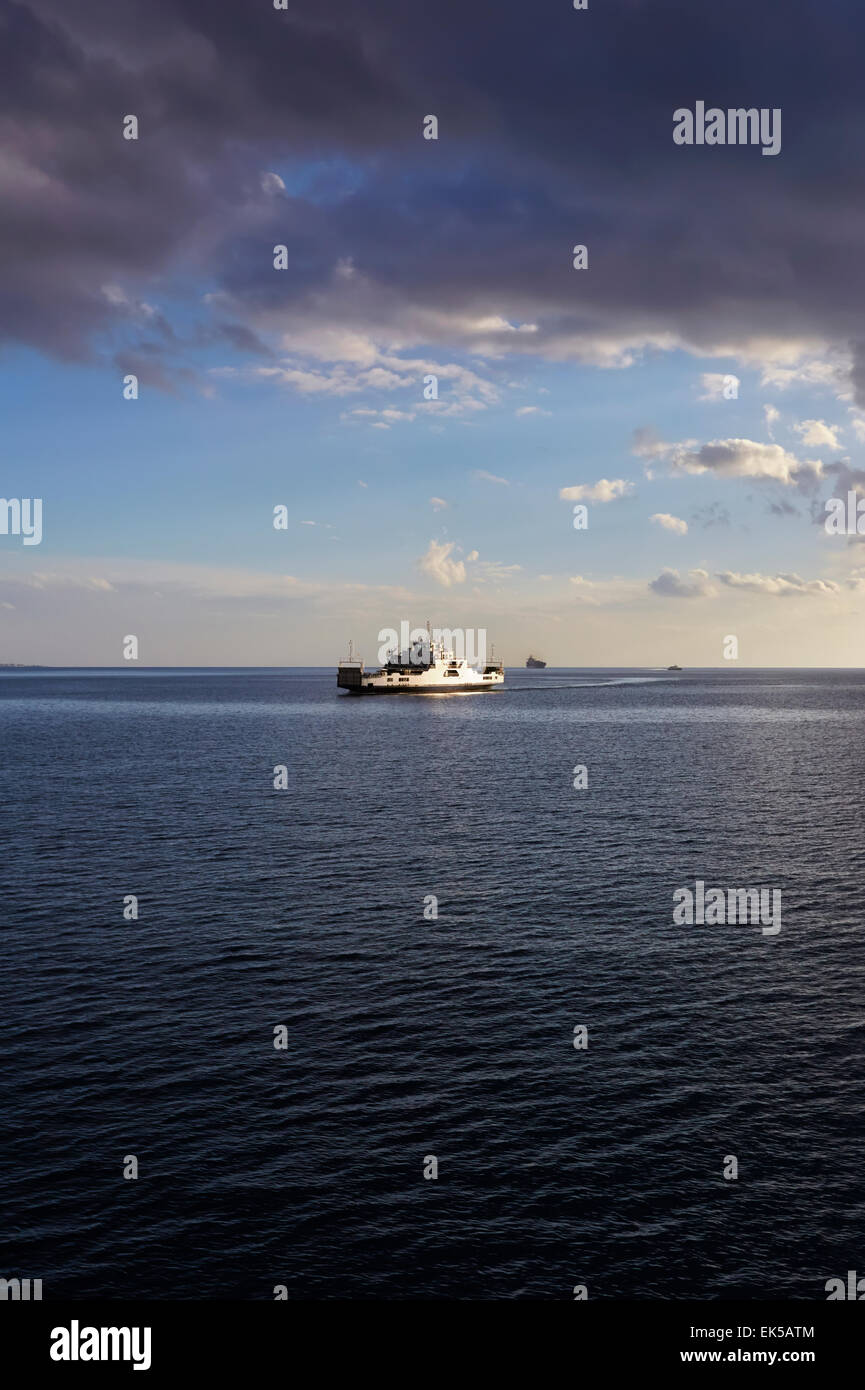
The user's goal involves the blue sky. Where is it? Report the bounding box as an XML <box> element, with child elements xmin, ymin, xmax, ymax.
<box><xmin>2</xmin><ymin>0</ymin><xmax>865</xmax><ymax>665</ymax></box>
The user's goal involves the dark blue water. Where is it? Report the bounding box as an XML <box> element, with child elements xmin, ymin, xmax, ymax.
<box><xmin>1</xmin><ymin>668</ymin><xmax>863</xmax><ymax>1300</ymax></box>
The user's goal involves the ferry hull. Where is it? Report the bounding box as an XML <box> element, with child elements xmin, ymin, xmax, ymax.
<box><xmin>341</xmin><ymin>681</ymin><xmax>501</xmax><ymax>695</ymax></box>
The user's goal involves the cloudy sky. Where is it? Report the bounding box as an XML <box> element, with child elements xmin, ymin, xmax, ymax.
<box><xmin>2</xmin><ymin>0</ymin><xmax>865</xmax><ymax>665</ymax></box>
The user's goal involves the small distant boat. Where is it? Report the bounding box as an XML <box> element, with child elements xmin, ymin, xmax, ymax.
<box><xmin>666</xmin><ymin>664</ymin><xmax>682</xmax><ymax>671</ymax></box>
<box><xmin>526</xmin><ymin>655</ymin><xmax>547</xmax><ymax>669</ymax></box>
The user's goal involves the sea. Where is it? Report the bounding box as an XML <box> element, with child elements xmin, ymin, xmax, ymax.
<box><xmin>0</xmin><ymin>666</ymin><xmax>863</xmax><ymax>1300</ymax></box>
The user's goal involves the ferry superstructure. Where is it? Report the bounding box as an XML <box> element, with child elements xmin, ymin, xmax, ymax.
<box><xmin>337</xmin><ymin>632</ymin><xmax>504</xmax><ymax>695</ymax></box>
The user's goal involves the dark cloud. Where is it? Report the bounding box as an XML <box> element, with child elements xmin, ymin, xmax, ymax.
<box><xmin>824</xmin><ymin>460</ymin><xmax>865</xmax><ymax>491</ymax></box>
<box><xmin>210</xmin><ymin>322</ymin><xmax>273</xmax><ymax>357</ymax></box>
<box><xmin>691</xmin><ymin>502</ymin><xmax>732</xmax><ymax>529</ymax></box>
<box><xmin>113</xmin><ymin>350</ymin><xmax>199</xmax><ymax>393</ymax></box>
<box><xmin>765</xmin><ymin>496</ymin><xmax>801</xmax><ymax>517</ymax></box>
<box><xmin>3</xmin><ymin>0</ymin><xmax>865</xmax><ymax>395</ymax></box>
<box><xmin>807</xmin><ymin>459</ymin><xmax>865</xmax><ymax>535</ymax></box>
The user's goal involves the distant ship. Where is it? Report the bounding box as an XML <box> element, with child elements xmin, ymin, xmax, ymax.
<box><xmin>525</xmin><ymin>655</ymin><xmax>547</xmax><ymax>669</ymax></box>
<box><xmin>337</xmin><ymin>631</ymin><xmax>504</xmax><ymax>694</ymax></box>
<box><xmin>667</xmin><ymin>664</ymin><xmax>683</xmax><ymax>671</ymax></box>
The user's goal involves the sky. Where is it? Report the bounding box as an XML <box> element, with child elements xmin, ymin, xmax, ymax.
<box><xmin>2</xmin><ymin>0</ymin><xmax>865</xmax><ymax>666</ymax></box>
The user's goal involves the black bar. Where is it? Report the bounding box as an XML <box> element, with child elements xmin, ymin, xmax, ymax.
<box><xmin>2</xmin><ymin>1300</ymin><xmax>860</xmax><ymax>1377</ymax></box>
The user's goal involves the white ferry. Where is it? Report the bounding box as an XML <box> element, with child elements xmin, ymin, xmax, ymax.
<box><xmin>337</xmin><ymin>631</ymin><xmax>504</xmax><ymax>695</ymax></box>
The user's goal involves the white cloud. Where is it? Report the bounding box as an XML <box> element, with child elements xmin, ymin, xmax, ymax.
<box><xmin>515</xmin><ymin>405</ymin><xmax>550</xmax><ymax>417</ymax></box>
<box><xmin>474</xmin><ymin>560</ymin><xmax>522</xmax><ymax>582</ymax></box>
<box><xmin>699</xmin><ymin>372</ymin><xmax>739</xmax><ymax>401</ymax></box>
<box><xmin>559</xmin><ymin>478</ymin><xmax>633</xmax><ymax>503</ymax></box>
<box><xmin>650</xmin><ymin>512</ymin><xmax>688</xmax><ymax>534</ymax></box>
<box><xmin>208</xmin><ymin>266</ymin><xmax>861</xmax><ymax>418</ymax></box>
<box><xmin>848</xmin><ymin>411</ymin><xmax>865</xmax><ymax>443</ymax></box>
<box><xmin>256</xmin><ymin>364</ymin><xmax>366</xmax><ymax>396</ymax></box>
<box><xmin>429</xmin><ymin>496</ymin><xmax>448</xmax><ymax>511</ymax></box>
<box><xmin>418</xmin><ymin>540</ymin><xmax>468</xmax><ymax>587</ymax></box>
<box><xmin>649</xmin><ymin>568</ymin><xmax>713</xmax><ymax>598</ymax></box>
<box><xmin>631</xmin><ymin>426</ymin><xmax>676</xmax><ymax>459</ymax></box>
<box><xmin>473</xmin><ymin>470</ymin><xmax>509</xmax><ymax>486</ymax></box>
<box><xmin>763</xmin><ymin>404</ymin><xmax>780</xmax><ymax>438</ymax></box>
<box><xmin>670</xmin><ymin>438</ymin><xmax>823</xmax><ymax>486</ymax></box>
<box><xmin>28</xmin><ymin>573</ymin><xmax>116</xmax><ymax>593</ymax></box>
<box><xmin>249</xmin><ymin>345</ymin><xmax>500</xmax><ymax>416</ymax></box>
<box><xmin>567</xmin><ymin>575</ymin><xmax>602</xmax><ymax>605</ymax></box>
<box><xmin>345</xmin><ymin>405</ymin><xmax>416</xmax><ymax>427</ymax></box>
<box><xmin>717</xmin><ymin>571</ymin><xmax>841</xmax><ymax>597</ymax></box>
<box><xmin>757</xmin><ymin>353</ymin><xmax>848</xmax><ymax>396</ymax></box>
<box><xmin>794</xmin><ymin>419</ymin><xmax>843</xmax><ymax>450</ymax></box>
<box><xmin>567</xmin><ymin>574</ymin><xmax>646</xmax><ymax>606</ymax></box>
